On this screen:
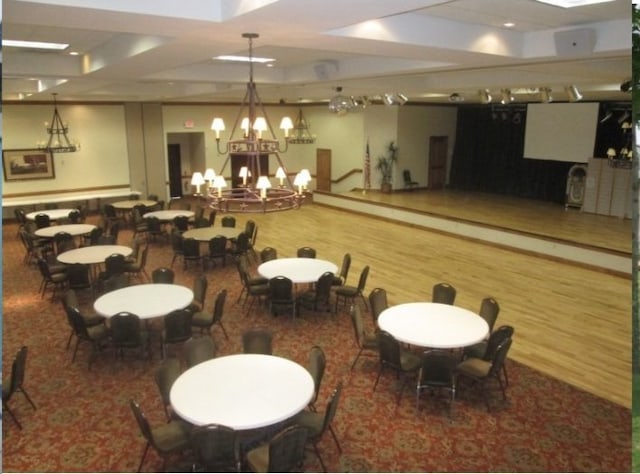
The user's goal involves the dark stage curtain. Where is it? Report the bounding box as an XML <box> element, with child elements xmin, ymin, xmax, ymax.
<box><xmin>449</xmin><ymin>105</ymin><xmax>573</xmax><ymax>204</ymax></box>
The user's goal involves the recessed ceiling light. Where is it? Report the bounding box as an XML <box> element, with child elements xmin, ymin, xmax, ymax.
<box><xmin>503</xmin><ymin>22</ymin><xmax>515</xmax><ymax>28</ymax></box>
<box><xmin>213</xmin><ymin>55</ymin><xmax>275</xmax><ymax>63</ymax></box>
<box><xmin>535</xmin><ymin>0</ymin><xmax>614</xmax><ymax>7</ymax></box>
<box><xmin>3</xmin><ymin>39</ymin><xmax>69</xmax><ymax>50</ymax></box>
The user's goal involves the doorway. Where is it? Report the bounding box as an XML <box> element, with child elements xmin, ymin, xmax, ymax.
<box><xmin>167</xmin><ymin>144</ymin><xmax>183</xmax><ymax>198</ymax></box>
<box><xmin>316</xmin><ymin>148</ymin><xmax>332</xmax><ymax>192</ymax></box>
<box><xmin>428</xmin><ymin>136</ymin><xmax>448</xmax><ymax>190</ymax></box>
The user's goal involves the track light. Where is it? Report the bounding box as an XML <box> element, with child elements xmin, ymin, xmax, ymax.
<box><xmin>539</xmin><ymin>87</ymin><xmax>553</xmax><ymax>103</ymax></box>
<box><xmin>500</xmin><ymin>89</ymin><xmax>513</xmax><ymax>104</ymax></box>
<box><xmin>479</xmin><ymin>89</ymin><xmax>492</xmax><ymax>104</ymax></box>
<box><xmin>565</xmin><ymin>85</ymin><xmax>582</xmax><ymax>102</ymax></box>
<box><xmin>328</xmin><ymin>87</ymin><xmax>352</xmax><ymax>115</ymax></box>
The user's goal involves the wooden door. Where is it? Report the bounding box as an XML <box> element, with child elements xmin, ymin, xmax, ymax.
<box><xmin>167</xmin><ymin>144</ymin><xmax>183</xmax><ymax>198</ymax></box>
<box><xmin>428</xmin><ymin>136</ymin><xmax>448</xmax><ymax>190</ymax></box>
<box><xmin>316</xmin><ymin>148</ymin><xmax>332</xmax><ymax>192</ymax></box>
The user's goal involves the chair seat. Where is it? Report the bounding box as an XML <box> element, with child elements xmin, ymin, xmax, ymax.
<box><xmin>457</xmin><ymin>357</ymin><xmax>491</xmax><ymax>378</ymax></box>
<box><xmin>292</xmin><ymin>410</ymin><xmax>323</xmax><ymax>437</ymax></box>
<box><xmin>400</xmin><ymin>351</ymin><xmax>422</xmax><ymax>371</ymax></box>
<box><xmin>361</xmin><ymin>332</ymin><xmax>379</xmax><ymax>350</ymax></box>
<box><xmin>152</xmin><ymin>420</ymin><xmax>191</xmax><ymax>453</ymax></box>
<box><xmin>86</xmin><ymin>323</ymin><xmax>109</xmax><ymax>340</ymax></box>
<box><xmin>464</xmin><ymin>341</ymin><xmax>487</xmax><ymax>359</ymax></box>
<box><xmin>335</xmin><ymin>285</ymin><xmax>357</xmax><ymax>296</ymax></box>
<box><xmin>245</xmin><ymin>444</ymin><xmax>270</xmax><ymax>473</ymax></box>
<box><xmin>192</xmin><ymin>311</ymin><xmax>213</xmax><ymax>327</ymax></box>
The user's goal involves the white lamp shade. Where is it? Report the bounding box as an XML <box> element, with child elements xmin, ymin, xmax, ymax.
<box><xmin>256</xmin><ymin>176</ymin><xmax>272</xmax><ymax>189</ymax></box>
<box><xmin>299</xmin><ymin>168</ymin><xmax>311</xmax><ymax>182</ymax></box>
<box><xmin>211</xmin><ymin>118</ymin><xmax>225</xmax><ymax>131</ymax></box>
<box><xmin>203</xmin><ymin>168</ymin><xmax>216</xmax><ymax>182</ymax></box>
<box><xmin>280</xmin><ymin>116</ymin><xmax>293</xmax><ymax>131</ymax></box>
<box><xmin>241</xmin><ymin>118</ymin><xmax>250</xmax><ymax>134</ymax></box>
<box><xmin>191</xmin><ymin>172</ymin><xmax>205</xmax><ymax>186</ymax></box>
<box><xmin>275</xmin><ymin>167</ymin><xmax>287</xmax><ymax>179</ymax></box>
<box><xmin>606</xmin><ymin>148</ymin><xmax>616</xmax><ymax>157</ymax></box>
<box><xmin>239</xmin><ymin>166</ymin><xmax>250</xmax><ymax>178</ymax></box>
<box><xmin>253</xmin><ymin>117</ymin><xmax>267</xmax><ymax>131</ymax></box>
<box><xmin>213</xmin><ymin>175</ymin><xmax>227</xmax><ymax>188</ymax></box>
<box><xmin>293</xmin><ymin>173</ymin><xmax>306</xmax><ymax>186</ymax></box>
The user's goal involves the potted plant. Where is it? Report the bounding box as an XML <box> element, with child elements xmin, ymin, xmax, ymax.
<box><xmin>375</xmin><ymin>141</ymin><xmax>398</xmax><ymax>193</ymax></box>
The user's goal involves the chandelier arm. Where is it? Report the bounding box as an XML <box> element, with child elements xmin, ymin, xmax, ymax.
<box><xmin>251</xmin><ymin>85</ymin><xmax>289</xmax><ymax>153</ymax></box>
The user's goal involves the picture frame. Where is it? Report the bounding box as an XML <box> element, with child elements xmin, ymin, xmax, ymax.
<box><xmin>2</xmin><ymin>148</ymin><xmax>55</xmax><ymax>181</ymax></box>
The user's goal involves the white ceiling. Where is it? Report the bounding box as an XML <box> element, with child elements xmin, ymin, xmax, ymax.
<box><xmin>1</xmin><ymin>0</ymin><xmax>632</xmax><ymax>105</ymax></box>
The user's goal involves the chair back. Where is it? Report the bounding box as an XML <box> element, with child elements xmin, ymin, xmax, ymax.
<box><xmin>308</xmin><ymin>346</ymin><xmax>326</xmax><ymax>406</ymax></box>
<box><xmin>357</xmin><ymin>265</ymin><xmax>370</xmax><ymax>292</ymax></box>
<box><xmin>479</xmin><ymin>297</ymin><xmax>500</xmax><ymax>332</ymax></box>
<box><xmin>403</xmin><ymin>169</ymin><xmax>412</xmax><ymax>184</ymax></box>
<box><xmin>260</xmin><ymin>246</ymin><xmax>278</xmax><ymax>262</ymax></box>
<box><xmin>369</xmin><ymin>287</ymin><xmax>388</xmax><ymax>323</ymax></box>
<box><xmin>9</xmin><ymin>346</ymin><xmax>29</xmax><ymax>396</ymax></box>
<box><xmin>338</xmin><ymin>253</ymin><xmax>351</xmax><ymax>283</ymax></box>
<box><xmin>54</xmin><ymin>231</ymin><xmax>76</xmax><ymax>254</ymax></box>
<box><xmin>104</xmin><ymin>253</ymin><xmax>127</xmax><ymax>276</ymax></box>
<box><xmin>110</xmin><ymin>312</ymin><xmax>144</xmax><ymax>348</ymax></box>
<box><xmin>267</xmin><ymin>425</ymin><xmax>309</xmax><ymax>473</ymax></box>
<box><xmin>208</xmin><ymin>235</ymin><xmax>228</xmax><ymax>257</ymax></box>
<box><xmin>242</xmin><ymin>329</ymin><xmax>273</xmax><ymax>355</ymax></box>
<box><xmin>182</xmin><ymin>238</ymin><xmax>201</xmax><ymax>257</ymax></box>
<box><xmin>154</xmin><ymin>358</ymin><xmax>182</xmax><ymax>410</ymax></box>
<box><xmin>234</xmin><ymin>231</ymin><xmax>251</xmax><ymax>255</ymax></box>
<box><xmin>103</xmin><ymin>203</ymin><xmax>117</xmax><ymax>218</ymax></box>
<box><xmin>129</xmin><ymin>399</ymin><xmax>155</xmax><ymax>445</ymax></box>
<box><xmin>350</xmin><ymin>305</ymin><xmax>368</xmax><ymax>348</ymax></box>
<box><xmin>185</xmin><ymin>336</ymin><xmax>217</xmax><ymax>368</ymax></box>
<box><xmin>269</xmin><ymin>276</ymin><xmax>294</xmax><ymax>316</ymax></box>
<box><xmin>170</xmin><ymin>229</ymin><xmax>183</xmax><ymax>253</ymax></box>
<box><xmin>194</xmin><ymin>206</ymin><xmax>205</xmax><ymax>222</ymax></box>
<box><xmin>34</xmin><ymin>213</ymin><xmax>51</xmax><ymax>228</ymax></box>
<box><xmin>212</xmin><ymin>289</ymin><xmax>228</xmax><ymax>324</ymax></box>
<box><xmin>418</xmin><ymin>349</ymin><xmax>457</xmax><ymax>388</ymax></box>
<box><xmin>314</xmin><ymin>272</ymin><xmax>334</xmax><ymax>306</ymax></box>
<box><xmin>319</xmin><ymin>382</ymin><xmax>343</xmax><ymax>437</ymax></box>
<box><xmin>15</xmin><ymin>208</ymin><xmax>27</xmax><ymax>225</ymax></box>
<box><xmin>152</xmin><ymin>267</ymin><xmax>175</xmax><ymax>284</ymax></box>
<box><xmin>190</xmin><ymin>424</ymin><xmax>240</xmax><ymax>472</ymax></box>
<box><xmin>244</xmin><ymin>219</ymin><xmax>256</xmax><ymax>237</ymax></box>
<box><xmin>488</xmin><ymin>337</ymin><xmax>513</xmax><ymax>377</ymax></box>
<box><xmin>483</xmin><ymin>325</ymin><xmax>514</xmax><ymax>361</ymax></box>
<box><xmin>297</xmin><ymin>246</ymin><xmax>316</xmax><ymax>258</ymax></box>
<box><xmin>145</xmin><ymin>215</ymin><xmax>163</xmax><ymax>232</ymax></box>
<box><xmin>221</xmin><ymin>216</ymin><xmax>236</xmax><ymax>228</ymax></box>
<box><xmin>377</xmin><ymin>330</ymin><xmax>403</xmax><ymax>370</ymax></box>
<box><xmin>68</xmin><ymin>210</ymin><xmax>81</xmax><ymax>223</ymax></box>
<box><xmin>108</xmin><ymin>222</ymin><xmax>121</xmax><ymax>241</ymax></box>
<box><xmin>173</xmin><ymin>215</ymin><xmax>190</xmax><ymax>232</ymax></box>
<box><xmin>163</xmin><ymin>308</ymin><xmax>194</xmax><ymax>343</ymax></box>
<box><xmin>103</xmin><ymin>273</ymin><xmax>129</xmax><ymax>293</ymax></box>
<box><xmin>88</xmin><ymin>227</ymin><xmax>103</xmax><ymax>245</ymax></box>
<box><xmin>67</xmin><ymin>263</ymin><xmax>92</xmax><ymax>290</ymax></box>
<box><xmin>432</xmin><ymin>282</ymin><xmax>456</xmax><ymax>305</ymax></box>
<box><xmin>192</xmin><ymin>275</ymin><xmax>208</xmax><ymax>309</ymax></box>
<box><xmin>194</xmin><ymin>217</ymin><xmax>211</xmax><ymax>228</ymax></box>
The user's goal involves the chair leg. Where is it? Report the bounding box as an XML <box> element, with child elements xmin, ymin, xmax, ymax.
<box><xmin>137</xmin><ymin>442</ymin><xmax>150</xmax><ymax>472</ymax></box>
<box><xmin>328</xmin><ymin>425</ymin><xmax>342</xmax><ymax>453</ymax></box>
<box><xmin>312</xmin><ymin>442</ymin><xmax>327</xmax><ymax>473</ymax></box>
<box><xmin>3</xmin><ymin>402</ymin><xmax>23</xmax><ymax>429</ymax></box>
<box><xmin>350</xmin><ymin>349</ymin><xmax>363</xmax><ymax>371</ymax></box>
<box><xmin>372</xmin><ymin>367</ymin><xmax>383</xmax><ymax>392</ymax></box>
<box><xmin>66</xmin><ymin>329</ymin><xmax>75</xmax><ymax>350</ymax></box>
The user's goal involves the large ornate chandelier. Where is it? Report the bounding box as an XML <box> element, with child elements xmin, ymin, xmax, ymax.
<box><xmin>206</xmin><ymin>33</ymin><xmax>308</xmax><ymax>213</ymax></box>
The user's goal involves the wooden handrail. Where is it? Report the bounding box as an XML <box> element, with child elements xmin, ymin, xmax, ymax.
<box><xmin>331</xmin><ymin>168</ymin><xmax>362</xmax><ymax>184</ymax></box>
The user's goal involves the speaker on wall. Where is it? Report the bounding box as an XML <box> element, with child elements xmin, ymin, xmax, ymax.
<box><xmin>553</xmin><ymin>28</ymin><xmax>596</xmax><ymax>57</ymax></box>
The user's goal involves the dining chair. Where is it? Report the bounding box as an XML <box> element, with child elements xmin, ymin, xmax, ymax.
<box><xmin>242</xmin><ymin>329</ymin><xmax>273</xmax><ymax>355</ymax></box>
<box><xmin>170</xmin><ymin>229</ymin><xmax>184</xmax><ymax>268</ymax></box>
<box><xmin>331</xmin><ymin>252</ymin><xmax>351</xmax><ymax>286</ymax></box>
<box><xmin>221</xmin><ymin>215</ymin><xmax>236</xmax><ymax>228</ymax></box>
<box><xmin>297</xmin><ymin>271</ymin><xmax>334</xmax><ymax>316</ymax></box>
<box><xmin>37</xmin><ymin>256</ymin><xmax>68</xmax><ymax>301</ymax></box>
<box><xmin>368</xmin><ymin>287</ymin><xmax>388</xmax><ymax>328</ymax></box>
<box><xmin>373</xmin><ymin>330</ymin><xmax>421</xmax><ymax>405</ymax></box>
<box><xmin>161</xmin><ymin>308</ymin><xmax>194</xmax><ymax>359</ymax></box>
<box><xmin>189</xmin><ymin>424</ymin><xmax>242</xmax><ymax>473</ymax></box>
<box><xmin>34</xmin><ymin>213</ymin><xmax>51</xmax><ymax>229</ymax></box>
<box><xmin>188</xmin><ymin>274</ymin><xmax>208</xmax><ymax>313</ymax></box>
<box><xmin>184</xmin><ymin>336</ymin><xmax>217</xmax><ymax>369</ymax></box>
<box><xmin>268</xmin><ymin>275</ymin><xmax>296</xmax><ymax>319</ymax></box>
<box><xmin>307</xmin><ymin>345</ymin><xmax>326</xmax><ymax>412</ymax></box>
<box><xmin>245</xmin><ymin>424</ymin><xmax>309</xmax><ymax>473</ymax></box>
<box><xmin>292</xmin><ymin>382</ymin><xmax>343</xmax><ymax>472</ymax></box>
<box><xmin>152</xmin><ymin>267</ymin><xmax>175</xmax><ymax>284</ymax></box>
<box><xmin>110</xmin><ymin>312</ymin><xmax>151</xmax><ymax>361</ymax></box>
<box><xmin>432</xmin><ymin>282</ymin><xmax>457</xmax><ymax>305</ymax></box>
<box><xmin>349</xmin><ymin>304</ymin><xmax>379</xmax><ymax>370</ymax></box>
<box><xmin>207</xmin><ymin>235</ymin><xmax>228</xmax><ymax>268</ymax></box>
<box><xmin>3</xmin><ymin>346</ymin><xmax>37</xmax><ymax>429</ymax></box>
<box><xmin>463</xmin><ymin>325</ymin><xmax>514</xmax><ymax>386</ymax></box>
<box><xmin>129</xmin><ymin>399</ymin><xmax>190</xmax><ymax>472</ymax></box>
<box><xmin>334</xmin><ymin>265</ymin><xmax>370</xmax><ymax>313</ymax></box>
<box><xmin>64</xmin><ymin>304</ymin><xmax>109</xmax><ymax>369</ymax></box>
<box><xmin>154</xmin><ymin>357</ymin><xmax>182</xmax><ymax>421</ymax></box>
<box><xmin>124</xmin><ymin>244</ymin><xmax>150</xmax><ymax>283</ymax></box>
<box><xmin>173</xmin><ymin>215</ymin><xmax>190</xmax><ymax>233</ymax></box>
<box><xmin>479</xmin><ymin>296</ymin><xmax>500</xmax><ymax>332</ymax></box>
<box><xmin>182</xmin><ymin>237</ymin><xmax>204</xmax><ymax>271</ymax></box>
<box><xmin>416</xmin><ymin>349</ymin><xmax>458</xmax><ymax>417</ymax></box>
<box><xmin>259</xmin><ymin>246</ymin><xmax>278</xmax><ymax>263</ymax></box>
<box><xmin>297</xmin><ymin>246</ymin><xmax>317</xmax><ymax>258</ymax></box>
<box><xmin>403</xmin><ymin>169</ymin><xmax>419</xmax><ymax>190</ymax></box>
<box><xmin>192</xmin><ymin>289</ymin><xmax>229</xmax><ymax>339</ymax></box>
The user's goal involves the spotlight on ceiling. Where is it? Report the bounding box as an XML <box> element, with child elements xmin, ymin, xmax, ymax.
<box><xmin>478</xmin><ymin>89</ymin><xmax>492</xmax><ymax>104</ymax></box>
<box><xmin>565</xmin><ymin>85</ymin><xmax>582</xmax><ymax>102</ymax></box>
<box><xmin>539</xmin><ymin>87</ymin><xmax>553</xmax><ymax>103</ymax></box>
<box><xmin>500</xmin><ymin>89</ymin><xmax>513</xmax><ymax>105</ymax></box>
<box><xmin>448</xmin><ymin>93</ymin><xmax>464</xmax><ymax>103</ymax></box>
<box><xmin>620</xmin><ymin>78</ymin><xmax>632</xmax><ymax>93</ymax></box>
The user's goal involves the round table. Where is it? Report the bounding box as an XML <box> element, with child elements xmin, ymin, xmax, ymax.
<box><xmin>378</xmin><ymin>302</ymin><xmax>489</xmax><ymax>349</ymax></box>
<box><xmin>183</xmin><ymin>226</ymin><xmax>241</xmax><ymax>241</ymax></box>
<box><xmin>258</xmin><ymin>258</ymin><xmax>337</xmax><ymax>284</ymax></box>
<box><xmin>170</xmin><ymin>354</ymin><xmax>314</xmax><ymax>429</ymax></box>
<box><xmin>26</xmin><ymin>209</ymin><xmax>78</xmax><ymax>221</ymax></box>
<box><xmin>143</xmin><ymin>210</ymin><xmax>195</xmax><ymax>222</ymax></box>
<box><xmin>111</xmin><ymin>199</ymin><xmax>157</xmax><ymax>210</ymax></box>
<box><xmin>93</xmin><ymin>283</ymin><xmax>193</xmax><ymax>319</ymax></box>
<box><xmin>57</xmin><ymin>245</ymin><xmax>133</xmax><ymax>265</ymax></box>
<box><xmin>34</xmin><ymin>223</ymin><xmax>96</xmax><ymax>238</ymax></box>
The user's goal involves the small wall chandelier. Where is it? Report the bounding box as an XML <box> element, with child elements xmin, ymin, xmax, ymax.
<box><xmin>288</xmin><ymin>109</ymin><xmax>315</xmax><ymax>144</ymax></box>
<box><xmin>37</xmin><ymin>93</ymin><xmax>79</xmax><ymax>153</ymax></box>
<box><xmin>208</xmin><ymin>33</ymin><xmax>305</xmax><ymax>213</ymax></box>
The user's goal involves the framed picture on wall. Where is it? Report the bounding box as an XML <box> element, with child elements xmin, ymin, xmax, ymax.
<box><xmin>2</xmin><ymin>148</ymin><xmax>55</xmax><ymax>181</ymax></box>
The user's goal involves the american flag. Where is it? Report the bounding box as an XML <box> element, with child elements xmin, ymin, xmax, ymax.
<box><xmin>363</xmin><ymin>139</ymin><xmax>371</xmax><ymax>194</ymax></box>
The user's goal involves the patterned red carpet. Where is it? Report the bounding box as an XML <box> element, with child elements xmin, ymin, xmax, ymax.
<box><xmin>2</xmin><ymin>221</ymin><xmax>630</xmax><ymax>472</ymax></box>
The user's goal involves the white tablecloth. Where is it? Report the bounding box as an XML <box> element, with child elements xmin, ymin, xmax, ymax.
<box><xmin>170</xmin><ymin>354</ymin><xmax>314</xmax><ymax>429</ymax></box>
<box><xmin>57</xmin><ymin>245</ymin><xmax>132</xmax><ymax>265</ymax></box>
<box><xmin>257</xmin><ymin>258</ymin><xmax>337</xmax><ymax>284</ymax></box>
<box><xmin>93</xmin><ymin>283</ymin><xmax>193</xmax><ymax>319</ymax></box>
<box><xmin>378</xmin><ymin>302</ymin><xmax>489</xmax><ymax>349</ymax></box>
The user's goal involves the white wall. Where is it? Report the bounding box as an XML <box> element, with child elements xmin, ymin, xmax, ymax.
<box><xmin>2</xmin><ymin>104</ymin><xmax>130</xmax><ymax>195</ymax></box>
